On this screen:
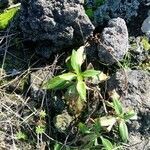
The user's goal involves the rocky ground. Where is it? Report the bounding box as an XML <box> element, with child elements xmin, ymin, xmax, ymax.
<box><xmin>0</xmin><ymin>0</ymin><xmax>150</xmax><ymax>150</ymax></box>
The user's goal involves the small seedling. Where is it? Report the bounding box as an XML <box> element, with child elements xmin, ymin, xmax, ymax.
<box><xmin>39</xmin><ymin>110</ymin><xmax>46</xmax><ymax>119</ymax></box>
<box><xmin>44</xmin><ymin>46</ymin><xmax>101</xmax><ymax>113</ymax></box>
<box><xmin>98</xmin><ymin>98</ymin><xmax>137</xmax><ymax>143</ymax></box>
<box><xmin>16</xmin><ymin>131</ymin><xmax>27</xmax><ymax>141</ymax></box>
<box><xmin>36</xmin><ymin>125</ymin><xmax>46</xmax><ymax>134</ymax></box>
<box><xmin>78</xmin><ymin>121</ymin><xmax>116</xmax><ymax>150</ymax></box>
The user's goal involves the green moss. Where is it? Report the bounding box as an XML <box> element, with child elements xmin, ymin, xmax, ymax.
<box><xmin>84</xmin><ymin>0</ymin><xmax>105</xmax><ymax>19</ymax></box>
<box><xmin>0</xmin><ymin>5</ymin><xmax>20</xmax><ymax>30</ymax></box>
<box><xmin>140</xmin><ymin>36</ymin><xmax>150</xmax><ymax>51</ymax></box>
<box><xmin>85</xmin><ymin>8</ymin><xmax>94</xmax><ymax>19</ymax></box>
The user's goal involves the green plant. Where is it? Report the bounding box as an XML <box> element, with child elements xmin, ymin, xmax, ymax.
<box><xmin>44</xmin><ymin>46</ymin><xmax>100</xmax><ymax>113</ymax></box>
<box><xmin>36</xmin><ymin>125</ymin><xmax>46</xmax><ymax>134</ymax></box>
<box><xmin>140</xmin><ymin>36</ymin><xmax>150</xmax><ymax>51</ymax></box>
<box><xmin>0</xmin><ymin>4</ymin><xmax>20</xmax><ymax>30</ymax></box>
<box><xmin>78</xmin><ymin>121</ymin><xmax>117</xmax><ymax>150</ymax></box>
<box><xmin>84</xmin><ymin>0</ymin><xmax>105</xmax><ymax>19</ymax></box>
<box><xmin>77</xmin><ymin>97</ymin><xmax>136</xmax><ymax>149</ymax></box>
<box><xmin>16</xmin><ymin>131</ymin><xmax>27</xmax><ymax>141</ymax></box>
<box><xmin>98</xmin><ymin>98</ymin><xmax>137</xmax><ymax>143</ymax></box>
<box><xmin>39</xmin><ymin>110</ymin><xmax>46</xmax><ymax>119</ymax></box>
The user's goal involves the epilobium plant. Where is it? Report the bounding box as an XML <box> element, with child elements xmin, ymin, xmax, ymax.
<box><xmin>44</xmin><ymin>46</ymin><xmax>100</xmax><ymax>112</ymax></box>
<box><xmin>78</xmin><ymin>121</ymin><xmax>116</xmax><ymax>150</ymax></box>
<box><xmin>98</xmin><ymin>98</ymin><xmax>137</xmax><ymax>143</ymax></box>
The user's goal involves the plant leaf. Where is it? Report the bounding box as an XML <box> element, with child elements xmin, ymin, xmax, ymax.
<box><xmin>92</xmin><ymin>120</ymin><xmax>101</xmax><ymax>134</ymax></box>
<box><xmin>124</xmin><ymin>109</ymin><xmax>137</xmax><ymax>121</ymax></box>
<box><xmin>44</xmin><ymin>73</ymin><xmax>76</xmax><ymax>90</ymax></box>
<box><xmin>76</xmin><ymin>80</ymin><xmax>86</xmax><ymax>101</ymax></box>
<box><xmin>70</xmin><ymin>47</ymin><xmax>85</xmax><ymax>74</ymax></box>
<box><xmin>54</xmin><ymin>143</ymin><xmax>62</xmax><ymax>150</ymax></box>
<box><xmin>113</xmin><ymin>99</ymin><xmax>123</xmax><ymax>116</ymax></box>
<box><xmin>78</xmin><ymin>122</ymin><xmax>91</xmax><ymax>134</ymax></box>
<box><xmin>44</xmin><ymin>76</ymin><xmax>67</xmax><ymax>89</ymax></box>
<box><xmin>59</xmin><ymin>72</ymin><xmax>76</xmax><ymax>80</ymax></box>
<box><xmin>82</xmin><ymin>69</ymin><xmax>100</xmax><ymax>78</ymax></box>
<box><xmin>101</xmin><ymin>136</ymin><xmax>114</xmax><ymax>150</ymax></box>
<box><xmin>0</xmin><ymin>5</ymin><xmax>20</xmax><ymax>30</ymax></box>
<box><xmin>76</xmin><ymin>46</ymin><xmax>86</xmax><ymax>67</ymax></box>
<box><xmin>71</xmin><ymin>50</ymin><xmax>80</xmax><ymax>74</ymax></box>
<box><xmin>119</xmin><ymin>120</ymin><xmax>128</xmax><ymax>142</ymax></box>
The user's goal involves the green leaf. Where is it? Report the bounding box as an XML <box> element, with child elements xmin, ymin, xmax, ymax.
<box><xmin>0</xmin><ymin>5</ymin><xmax>20</xmax><ymax>30</ymax></box>
<box><xmin>71</xmin><ymin>50</ymin><xmax>80</xmax><ymax>74</ymax></box>
<box><xmin>124</xmin><ymin>110</ymin><xmax>137</xmax><ymax>121</ymax></box>
<box><xmin>92</xmin><ymin>120</ymin><xmax>101</xmax><ymax>134</ymax></box>
<box><xmin>82</xmin><ymin>69</ymin><xmax>100</xmax><ymax>78</ymax></box>
<box><xmin>59</xmin><ymin>72</ymin><xmax>76</xmax><ymax>80</ymax></box>
<box><xmin>101</xmin><ymin>136</ymin><xmax>113</xmax><ymax>150</ymax></box>
<box><xmin>54</xmin><ymin>143</ymin><xmax>62</xmax><ymax>150</ymax></box>
<box><xmin>76</xmin><ymin>80</ymin><xmax>86</xmax><ymax>101</ymax></box>
<box><xmin>113</xmin><ymin>99</ymin><xmax>123</xmax><ymax>116</ymax></box>
<box><xmin>44</xmin><ymin>76</ymin><xmax>67</xmax><ymax>90</ymax></box>
<box><xmin>70</xmin><ymin>47</ymin><xmax>85</xmax><ymax>74</ymax></box>
<box><xmin>44</xmin><ymin>73</ymin><xmax>76</xmax><ymax>90</ymax></box>
<box><xmin>119</xmin><ymin>120</ymin><xmax>128</xmax><ymax>142</ymax></box>
<box><xmin>78</xmin><ymin>122</ymin><xmax>91</xmax><ymax>134</ymax></box>
<box><xmin>76</xmin><ymin>46</ymin><xmax>86</xmax><ymax>67</ymax></box>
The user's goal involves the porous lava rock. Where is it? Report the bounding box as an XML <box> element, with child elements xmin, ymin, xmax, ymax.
<box><xmin>19</xmin><ymin>0</ymin><xmax>94</xmax><ymax>58</ymax></box>
<box><xmin>0</xmin><ymin>0</ymin><xmax>8</xmax><ymax>8</ymax></box>
<box><xmin>97</xmin><ymin>17</ymin><xmax>128</xmax><ymax>65</ymax></box>
<box><xmin>107</xmin><ymin>69</ymin><xmax>150</xmax><ymax>110</ymax></box>
<box><xmin>94</xmin><ymin>0</ymin><xmax>141</xmax><ymax>26</ymax></box>
<box><xmin>141</xmin><ymin>15</ymin><xmax>150</xmax><ymax>38</ymax></box>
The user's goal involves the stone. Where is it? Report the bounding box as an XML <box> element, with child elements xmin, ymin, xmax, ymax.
<box><xmin>30</xmin><ymin>66</ymin><xmax>53</xmax><ymax>101</ymax></box>
<box><xmin>54</xmin><ymin>111</ymin><xmax>73</xmax><ymax>132</ymax></box>
<box><xmin>107</xmin><ymin>69</ymin><xmax>150</xmax><ymax>111</ymax></box>
<box><xmin>0</xmin><ymin>0</ymin><xmax>8</xmax><ymax>8</ymax></box>
<box><xmin>19</xmin><ymin>0</ymin><xmax>94</xmax><ymax>58</ymax></box>
<box><xmin>94</xmin><ymin>0</ymin><xmax>140</xmax><ymax>26</ymax></box>
<box><xmin>141</xmin><ymin>15</ymin><xmax>150</xmax><ymax>38</ymax></box>
<box><xmin>30</xmin><ymin>66</ymin><xmax>66</xmax><ymax>112</ymax></box>
<box><xmin>128</xmin><ymin>133</ymin><xmax>150</xmax><ymax>150</ymax></box>
<box><xmin>97</xmin><ymin>17</ymin><xmax>128</xmax><ymax>65</ymax></box>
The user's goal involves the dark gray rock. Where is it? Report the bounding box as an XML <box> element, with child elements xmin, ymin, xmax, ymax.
<box><xmin>94</xmin><ymin>0</ymin><xmax>140</xmax><ymax>26</ymax></box>
<box><xmin>141</xmin><ymin>15</ymin><xmax>150</xmax><ymax>38</ymax></box>
<box><xmin>30</xmin><ymin>66</ymin><xmax>53</xmax><ymax>101</ymax></box>
<box><xmin>0</xmin><ymin>0</ymin><xmax>8</xmax><ymax>8</ymax></box>
<box><xmin>128</xmin><ymin>133</ymin><xmax>150</xmax><ymax>150</ymax></box>
<box><xmin>97</xmin><ymin>18</ymin><xmax>128</xmax><ymax>65</ymax></box>
<box><xmin>107</xmin><ymin>69</ymin><xmax>150</xmax><ymax>150</ymax></box>
<box><xmin>30</xmin><ymin>66</ymin><xmax>66</xmax><ymax>112</ymax></box>
<box><xmin>129</xmin><ymin>36</ymin><xmax>150</xmax><ymax>67</ymax></box>
<box><xmin>19</xmin><ymin>0</ymin><xmax>94</xmax><ymax>58</ymax></box>
<box><xmin>107</xmin><ymin>69</ymin><xmax>150</xmax><ymax>111</ymax></box>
